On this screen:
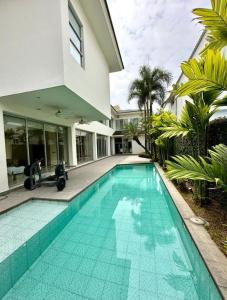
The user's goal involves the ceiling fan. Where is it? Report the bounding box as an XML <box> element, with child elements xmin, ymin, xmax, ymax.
<box><xmin>55</xmin><ymin>109</ymin><xmax>90</xmax><ymax>124</ymax></box>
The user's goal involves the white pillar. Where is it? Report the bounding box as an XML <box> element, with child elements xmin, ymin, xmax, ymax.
<box><xmin>111</xmin><ymin>137</ymin><xmax>115</xmax><ymax>155</ymax></box>
<box><xmin>93</xmin><ymin>133</ymin><xmax>97</xmax><ymax>161</ymax></box>
<box><xmin>107</xmin><ymin>136</ymin><xmax>111</xmax><ymax>156</ymax></box>
<box><xmin>68</xmin><ymin>124</ymin><xmax>77</xmax><ymax>166</ymax></box>
<box><xmin>0</xmin><ymin>108</ymin><xmax>9</xmax><ymax>193</ymax></box>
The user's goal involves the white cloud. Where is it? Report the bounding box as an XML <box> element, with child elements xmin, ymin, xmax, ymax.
<box><xmin>107</xmin><ymin>0</ymin><xmax>210</xmax><ymax>109</ymax></box>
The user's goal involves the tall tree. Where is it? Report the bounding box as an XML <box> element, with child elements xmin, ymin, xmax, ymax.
<box><xmin>128</xmin><ymin>65</ymin><xmax>172</xmax><ymax>156</ymax></box>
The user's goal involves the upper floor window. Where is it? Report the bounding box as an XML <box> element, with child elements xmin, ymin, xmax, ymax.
<box><xmin>130</xmin><ymin>118</ymin><xmax>139</xmax><ymax>125</ymax></box>
<box><xmin>116</xmin><ymin>119</ymin><xmax>128</xmax><ymax>130</ymax></box>
<box><xmin>69</xmin><ymin>5</ymin><xmax>84</xmax><ymax>67</ymax></box>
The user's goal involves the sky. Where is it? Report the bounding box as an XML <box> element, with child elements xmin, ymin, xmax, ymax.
<box><xmin>107</xmin><ymin>0</ymin><xmax>210</xmax><ymax>110</ymax></box>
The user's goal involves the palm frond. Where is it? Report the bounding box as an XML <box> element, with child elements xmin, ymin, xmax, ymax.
<box><xmin>177</xmin><ymin>50</ymin><xmax>227</xmax><ymax>96</ymax></box>
<box><xmin>193</xmin><ymin>0</ymin><xmax>227</xmax><ymax>52</ymax></box>
<box><xmin>166</xmin><ymin>144</ymin><xmax>227</xmax><ymax>190</ymax></box>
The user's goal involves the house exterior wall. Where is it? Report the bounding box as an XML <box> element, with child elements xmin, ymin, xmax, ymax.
<box><xmin>0</xmin><ymin>0</ymin><xmax>64</xmax><ymax>97</ymax></box>
<box><xmin>0</xmin><ymin>0</ymin><xmax>122</xmax><ymax>193</ymax></box>
<box><xmin>0</xmin><ymin>0</ymin><xmax>117</xmax><ymax>119</ymax></box>
<box><xmin>61</xmin><ymin>0</ymin><xmax>111</xmax><ymax>119</ymax></box>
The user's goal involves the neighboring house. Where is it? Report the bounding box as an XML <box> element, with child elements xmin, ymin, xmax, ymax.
<box><xmin>0</xmin><ymin>0</ymin><xmax>123</xmax><ymax>193</ymax></box>
<box><xmin>166</xmin><ymin>31</ymin><xmax>227</xmax><ymax>120</ymax></box>
<box><xmin>110</xmin><ymin>105</ymin><xmax>145</xmax><ymax>155</ymax></box>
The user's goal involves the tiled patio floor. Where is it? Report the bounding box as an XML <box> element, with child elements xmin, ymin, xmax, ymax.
<box><xmin>0</xmin><ymin>156</ymin><xmax>149</xmax><ymax>214</ymax></box>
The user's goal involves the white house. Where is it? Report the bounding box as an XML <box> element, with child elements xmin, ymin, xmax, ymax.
<box><xmin>110</xmin><ymin>105</ymin><xmax>145</xmax><ymax>155</ymax></box>
<box><xmin>167</xmin><ymin>31</ymin><xmax>227</xmax><ymax>120</ymax></box>
<box><xmin>0</xmin><ymin>0</ymin><xmax>123</xmax><ymax>193</ymax></box>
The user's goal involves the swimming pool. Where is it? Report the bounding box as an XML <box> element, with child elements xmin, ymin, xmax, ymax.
<box><xmin>0</xmin><ymin>164</ymin><xmax>222</xmax><ymax>299</ymax></box>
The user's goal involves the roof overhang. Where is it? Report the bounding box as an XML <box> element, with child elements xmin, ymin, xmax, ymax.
<box><xmin>79</xmin><ymin>0</ymin><xmax>124</xmax><ymax>72</ymax></box>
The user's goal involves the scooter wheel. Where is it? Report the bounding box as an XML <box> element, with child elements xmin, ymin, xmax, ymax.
<box><xmin>24</xmin><ymin>178</ymin><xmax>35</xmax><ymax>190</ymax></box>
<box><xmin>57</xmin><ymin>178</ymin><xmax>66</xmax><ymax>191</ymax></box>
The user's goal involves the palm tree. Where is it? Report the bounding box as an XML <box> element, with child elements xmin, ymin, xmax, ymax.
<box><xmin>160</xmin><ymin>91</ymin><xmax>226</xmax><ymax>157</ymax></box>
<box><xmin>128</xmin><ymin>65</ymin><xmax>172</xmax><ymax>156</ymax></box>
<box><xmin>128</xmin><ymin>65</ymin><xmax>172</xmax><ymax>116</ymax></box>
<box><xmin>124</xmin><ymin>122</ymin><xmax>152</xmax><ymax>157</ymax></box>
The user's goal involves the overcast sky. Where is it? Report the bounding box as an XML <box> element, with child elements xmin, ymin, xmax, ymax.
<box><xmin>107</xmin><ymin>0</ymin><xmax>210</xmax><ymax>110</ymax></box>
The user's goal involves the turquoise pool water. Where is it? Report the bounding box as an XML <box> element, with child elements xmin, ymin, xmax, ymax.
<box><xmin>1</xmin><ymin>164</ymin><xmax>222</xmax><ymax>299</ymax></box>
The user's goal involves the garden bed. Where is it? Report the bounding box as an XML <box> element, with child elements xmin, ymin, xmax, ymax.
<box><xmin>176</xmin><ymin>186</ymin><xmax>227</xmax><ymax>257</ymax></box>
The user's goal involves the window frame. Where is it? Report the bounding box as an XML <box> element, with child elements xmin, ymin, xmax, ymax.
<box><xmin>68</xmin><ymin>3</ymin><xmax>84</xmax><ymax>68</ymax></box>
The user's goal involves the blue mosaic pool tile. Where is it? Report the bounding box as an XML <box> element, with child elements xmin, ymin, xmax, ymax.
<box><xmin>11</xmin><ymin>244</ymin><xmax>27</xmax><ymax>285</ymax></box>
<box><xmin>84</xmin><ymin>277</ymin><xmax>105</xmax><ymax>299</ymax></box>
<box><xmin>101</xmin><ymin>282</ymin><xmax>122</xmax><ymax>300</ymax></box>
<box><xmin>0</xmin><ymin>257</ymin><xmax>12</xmax><ymax>299</ymax></box>
<box><xmin>70</xmin><ymin>273</ymin><xmax>90</xmax><ymax>295</ymax></box>
<box><xmin>26</xmin><ymin>232</ymin><xmax>41</xmax><ymax>266</ymax></box>
<box><xmin>92</xmin><ymin>261</ymin><xmax>110</xmax><ymax>280</ymax></box>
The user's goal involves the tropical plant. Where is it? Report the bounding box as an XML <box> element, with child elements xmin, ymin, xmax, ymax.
<box><xmin>128</xmin><ymin>65</ymin><xmax>172</xmax><ymax>116</ymax></box>
<box><xmin>177</xmin><ymin>50</ymin><xmax>227</xmax><ymax>97</ymax></box>
<box><xmin>124</xmin><ymin>122</ymin><xmax>152</xmax><ymax>157</ymax></box>
<box><xmin>193</xmin><ymin>0</ymin><xmax>227</xmax><ymax>54</ymax></box>
<box><xmin>166</xmin><ymin>144</ymin><xmax>227</xmax><ymax>192</ymax></box>
<box><xmin>128</xmin><ymin>65</ymin><xmax>172</xmax><ymax>156</ymax></box>
<box><xmin>149</xmin><ymin>110</ymin><xmax>176</xmax><ymax>167</ymax></box>
<box><xmin>163</xmin><ymin>83</ymin><xmax>180</xmax><ymax>107</ymax></box>
<box><xmin>160</xmin><ymin>91</ymin><xmax>225</xmax><ymax>157</ymax></box>
<box><xmin>176</xmin><ymin>0</ymin><xmax>227</xmax><ymax>98</ymax></box>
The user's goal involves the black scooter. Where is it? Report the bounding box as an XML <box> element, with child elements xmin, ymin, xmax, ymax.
<box><xmin>23</xmin><ymin>160</ymin><xmax>68</xmax><ymax>191</ymax></box>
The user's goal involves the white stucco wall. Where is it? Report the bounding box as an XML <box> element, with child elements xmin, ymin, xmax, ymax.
<box><xmin>132</xmin><ymin>137</ymin><xmax>145</xmax><ymax>155</ymax></box>
<box><xmin>75</xmin><ymin>121</ymin><xmax>114</xmax><ymax>136</ymax></box>
<box><xmin>0</xmin><ymin>0</ymin><xmax>114</xmax><ymax>119</ymax></box>
<box><xmin>0</xmin><ymin>0</ymin><xmax>64</xmax><ymax>97</ymax></box>
<box><xmin>60</xmin><ymin>0</ymin><xmax>112</xmax><ymax>119</ymax></box>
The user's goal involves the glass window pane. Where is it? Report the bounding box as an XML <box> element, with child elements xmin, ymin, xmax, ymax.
<box><xmin>4</xmin><ymin>115</ymin><xmax>27</xmax><ymax>187</ymax></box>
<box><xmin>97</xmin><ymin>134</ymin><xmax>107</xmax><ymax>158</ymax></box>
<box><xmin>70</xmin><ymin>42</ymin><xmax>81</xmax><ymax>65</ymax></box>
<box><xmin>28</xmin><ymin>121</ymin><xmax>45</xmax><ymax>166</ymax></box>
<box><xmin>69</xmin><ymin>9</ymin><xmax>81</xmax><ymax>37</ymax></box>
<box><xmin>69</xmin><ymin>25</ymin><xmax>81</xmax><ymax>50</ymax></box>
<box><xmin>45</xmin><ymin>124</ymin><xmax>58</xmax><ymax>170</ymax></box>
<box><xmin>58</xmin><ymin>127</ymin><xmax>68</xmax><ymax>165</ymax></box>
<box><xmin>76</xmin><ymin>130</ymin><xmax>93</xmax><ymax>164</ymax></box>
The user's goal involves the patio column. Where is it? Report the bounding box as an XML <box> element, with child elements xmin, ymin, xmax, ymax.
<box><xmin>0</xmin><ymin>107</ymin><xmax>9</xmax><ymax>193</ymax></box>
<box><xmin>68</xmin><ymin>124</ymin><xmax>77</xmax><ymax>167</ymax></box>
<box><xmin>93</xmin><ymin>133</ymin><xmax>97</xmax><ymax>161</ymax></box>
<box><xmin>107</xmin><ymin>136</ymin><xmax>111</xmax><ymax>156</ymax></box>
<box><xmin>111</xmin><ymin>137</ymin><xmax>115</xmax><ymax>155</ymax></box>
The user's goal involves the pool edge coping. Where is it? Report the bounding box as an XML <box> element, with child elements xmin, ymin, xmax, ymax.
<box><xmin>154</xmin><ymin>162</ymin><xmax>227</xmax><ymax>299</ymax></box>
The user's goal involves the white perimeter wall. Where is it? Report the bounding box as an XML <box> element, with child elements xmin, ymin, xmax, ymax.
<box><xmin>132</xmin><ymin>136</ymin><xmax>145</xmax><ymax>154</ymax></box>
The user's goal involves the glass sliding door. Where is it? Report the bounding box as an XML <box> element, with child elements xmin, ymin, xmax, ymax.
<box><xmin>45</xmin><ymin>124</ymin><xmax>58</xmax><ymax>171</ymax></box>
<box><xmin>76</xmin><ymin>130</ymin><xmax>93</xmax><ymax>164</ymax></box>
<box><xmin>123</xmin><ymin>138</ymin><xmax>132</xmax><ymax>154</ymax></box>
<box><xmin>28</xmin><ymin>121</ymin><xmax>45</xmax><ymax>166</ymax></box>
<box><xmin>4</xmin><ymin>114</ymin><xmax>69</xmax><ymax>187</ymax></box>
<box><xmin>97</xmin><ymin>134</ymin><xmax>107</xmax><ymax>158</ymax></box>
<box><xmin>4</xmin><ymin>115</ymin><xmax>28</xmax><ymax>186</ymax></box>
<box><xmin>58</xmin><ymin>127</ymin><xmax>68</xmax><ymax>165</ymax></box>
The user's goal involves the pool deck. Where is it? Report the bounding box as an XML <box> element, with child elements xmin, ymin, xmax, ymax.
<box><xmin>0</xmin><ymin>155</ymin><xmax>149</xmax><ymax>214</ymax></box>
<box><xmin>0</xmin><ymin>155</ymin><xmax>227</xmax><ymax>298</ymax></box>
